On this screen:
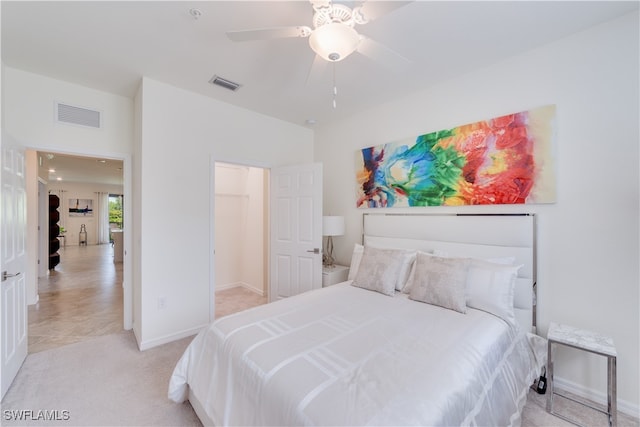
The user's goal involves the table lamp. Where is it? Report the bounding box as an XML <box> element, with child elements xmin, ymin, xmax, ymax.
<box><xmin>322</xmin><ymin>215</ymin><xmax>345</xmax><ymax>267</ymax></box>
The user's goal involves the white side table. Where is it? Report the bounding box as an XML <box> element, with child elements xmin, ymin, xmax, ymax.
<box><xmin>546</xmin><ymin>322</ymin><xmax>617</xmax><ymax>426</ymax></box>
<box><xmin>322</xmin><ymin>264</ymin><xmax>349</xmax><ymax>287</ymax></box>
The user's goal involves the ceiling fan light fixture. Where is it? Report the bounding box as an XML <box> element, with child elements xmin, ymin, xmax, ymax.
<box><xmin>309</xmin><ymin>23</ymin><xmax>360</xmax><ymax>62</ymax></box>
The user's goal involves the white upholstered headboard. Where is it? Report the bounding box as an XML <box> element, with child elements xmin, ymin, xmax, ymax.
<box><xmin>362</xmin><ymin>213</ymin><xmax>537</xmax><ymax>333</ymax></box>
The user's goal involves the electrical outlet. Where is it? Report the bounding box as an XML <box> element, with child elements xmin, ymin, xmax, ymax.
<box><xmin>157</xmin><ymin>296</ymin><xmax>167</xmax><ymax>310</ymax></box>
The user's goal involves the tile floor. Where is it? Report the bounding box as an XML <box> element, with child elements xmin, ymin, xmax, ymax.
<box><xmin>28</xmin><ymin>244</ymin><xmax>123</xmax><ymax>353</ymax></box>
<box><xmin>28</xmin><ymin>244</ymin><xmax>268</xmax><ymax>353</ymax></box>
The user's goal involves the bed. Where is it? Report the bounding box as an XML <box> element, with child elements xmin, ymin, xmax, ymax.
<box><xmin>169</xmin><ymin>213</ymin><xmax>547</xmax><ymax>426</ymax></box>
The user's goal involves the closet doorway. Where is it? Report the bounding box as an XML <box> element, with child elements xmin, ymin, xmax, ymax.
<box><xmin>213</xmin><ymin>162</ymin><xmax>269</xmax><ymax>318</ymax></box>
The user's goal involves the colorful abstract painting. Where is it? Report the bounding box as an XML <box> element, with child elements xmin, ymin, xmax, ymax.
<box><xmin>355</xmin><ymin>105</ymin><xmax>556</xmax><ymax>208</ymax></box>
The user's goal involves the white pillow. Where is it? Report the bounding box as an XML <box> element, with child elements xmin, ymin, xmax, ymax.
<box><xmin>432</xmin><ymin>248</ymin><xmax>448</xmax><ymax>257</ymax></box>
<box><xmin>433</xmin><ymin>249</ymin><xmax>515</xmax><ymax>266</ymax></box>
<box><xmin>352</xmin><ymin>246</ymin><xmax>406</xmax><ymax>296</ymax></box>
<box><xmin>466</xmin><ymin>258</ymin><xmax>522</xmax><ymax>325</ymax></box>
<box><xmin>347</xmin><ymin>243</ymin><xmax>364</xmax><ymax>280</ymax></box>
<box><xmin>348</xmin><ymin>243</ymin><xmax>416</xmax><ymax>291</ymax></box>
<box><xmin>392</xmin><ymin>248</ymin><xmax>416</xmax><ymax>291</ymax></box>
<box><xmin>402</xmin><ymin>250</ymin><xmax>437</xmax><ymax>294</ymax></box>
<box><xmin>408</xmin><ymin>253</ymin><xmax>469</xmax><ymax>313</ymax></box>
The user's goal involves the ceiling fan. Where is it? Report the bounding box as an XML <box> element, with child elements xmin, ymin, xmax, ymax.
<box><xmin>226</xmin><ymin>1</ymin><xmax>411</xmax><ymax>66</ymax></box>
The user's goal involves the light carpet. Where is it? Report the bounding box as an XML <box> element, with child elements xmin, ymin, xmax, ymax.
<box><xmin>2</xmin><ymin>331</ymin><xmax>199</xmax><ymax>426</ymax></box>
<box><xmin>2</xmin><ymin>330</ymin><xmax>638</xmax><ymax>427</ymax></box>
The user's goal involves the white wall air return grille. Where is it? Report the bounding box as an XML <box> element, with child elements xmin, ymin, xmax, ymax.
<box><xmin>55</xmin><ymin>102</ymin><xmax>101</xmax><ymax>128</ymax></box>
<box><xmin>209</xmin><ymin>75</ymin><xmax>242</xmax><ymax>91</ymax></box>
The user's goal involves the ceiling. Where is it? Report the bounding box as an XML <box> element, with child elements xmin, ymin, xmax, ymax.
<box><xmin>3</xmin><ymin>1</ymin><xmax>638</xmax><ymax>185</ymax></box>
<box><xmin>40</xmin><ymin>152</ymin><xmax>124</xmax><ymax>186</ymax></box>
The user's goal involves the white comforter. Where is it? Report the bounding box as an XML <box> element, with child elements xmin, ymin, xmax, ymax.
<box><xmin>169</xmin><ymin>282</ymin><xmax>543</xmax><ymax>426</ymax></box>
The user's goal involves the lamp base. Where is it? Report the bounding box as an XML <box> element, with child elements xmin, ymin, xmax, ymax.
<box><xmin>323</xmin><ymin>236</ymin><xmax>336</xmax><ymax>267</ymax></box>
<box><xmin>323</xmin><ymin>258</ymin><xmax>336</xmax><ymax>268</ymax></box>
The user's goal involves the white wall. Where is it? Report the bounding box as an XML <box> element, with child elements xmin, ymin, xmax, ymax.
<box><xmin>135</xmin><ymin>78</ymin><xmax>313</xmax><ymax>349</ymax></box>
<box><xmin>3</xmin><ymin>68</ymin><xmax>133</xmax><ymax>155</ymax></box>
<box><xmin>314</xmin><ymin>12</ymin><xmax>639</xmax><ymax>415</ymax></box>
<box><xmin>241</xmin><ymin>167</ymin><xmax>267</xmax><ymax>295</ymax></box>
<box><xmin>132</xmin><ymin>82</ymin><xmax>143</xmax><ymax>340</ymax></box>
<box><xmin>215</xmin><ymin>164</ymin><xmax>249</xmax><ymax>289</ymax></box>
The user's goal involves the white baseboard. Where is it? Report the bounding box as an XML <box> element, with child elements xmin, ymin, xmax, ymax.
<box><xmin>215</xmin><ymin>281</ymin><xmax>264</xmax><ymax>296</ymax></box>
<box><xmin>214</xmin><ymin>282</ymin><xmax>242</xmax><ymax>292</ymax></box>
<box><xmin>137</xmin><ymin>324</ymin><xmax>206</xmax><ymax>351</ymax></box>
<box><xmin>554</xmin><ymin>376</ymin><xmax>639</xmax><ymax>419</ymax></box>
<box><xmin>138</xmin><ymin>284</ymin><xmax>265</xmax><ymax>350</ymax></box>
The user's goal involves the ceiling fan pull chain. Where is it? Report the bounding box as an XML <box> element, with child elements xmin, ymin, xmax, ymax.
<box><xmin>332</xmin><ymin>63</ymin><xmax>338</xmax><ymax>109</ymax></box>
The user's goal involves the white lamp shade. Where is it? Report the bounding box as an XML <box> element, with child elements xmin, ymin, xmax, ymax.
<box><xmin>323</xmin><ymin>216</ymin><xmax>345</xmax><ymax>236</ymax></box>
<box><xmin>309</xmin><ymin>23</ymin><xmax>361</xmax><ymax>62</ymax></box>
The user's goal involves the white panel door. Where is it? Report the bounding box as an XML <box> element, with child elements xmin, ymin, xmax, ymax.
<box><xmin>270</xmin><ymin>163</ymin><xmax>322</xmax><ymax>301</ymax></box>
<box><xmin>1</xmin><ymin>143</ymin><xmax>28</xmax><ymax>400</ymax></box>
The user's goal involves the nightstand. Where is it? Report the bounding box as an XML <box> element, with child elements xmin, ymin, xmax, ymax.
<box><xmin>546</xmin><ymin>322</ymin><xmax>617</xmax><ymax>426</ymax></box>
<box><xmin>322</xmin><ymin>264</ymin><xmax>349</xmax><ymax>287</ymax></box>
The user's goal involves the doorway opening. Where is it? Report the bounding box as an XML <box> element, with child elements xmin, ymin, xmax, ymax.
<box><xmin>29</xmin><ymin>150</ymin><xmax>127</xmax><ymax>353</ymax></box>
<box><xmin>213</xmin><ymin>161</ymin><xmax>269</xmax><ymax>319</ymax></box>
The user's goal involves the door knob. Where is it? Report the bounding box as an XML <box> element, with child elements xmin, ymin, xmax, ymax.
<box><xmin>306</xmin><ymin>248</ymin><xmax>321</xmax><ymax>254</ymax></box>
<box><xmin>2</xmin><ymin>271</ymin><xmax>21</xmax><ymax>282</ymax></box>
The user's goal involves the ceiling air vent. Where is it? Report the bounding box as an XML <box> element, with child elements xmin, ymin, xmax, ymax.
<box><xmin>209</xmin><ymin>75</ymin><xmax>241</xmax><ymax>92</ymax></box>
<box><xmin>55</xmin><ymin>102</ymin><xmax>101</xmax><ymax>129</ymax></box>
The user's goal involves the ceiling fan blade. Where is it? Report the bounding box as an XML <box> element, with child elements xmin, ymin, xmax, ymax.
<box><xmin>357</xmin><ymin>37</ymin><xmax>411</xmax><ymax>71</ymax></box>
<box><xmin>354</xmin><ymin>1</ymin><xmax>412</xmax><ymax>23</ymax></box>
<box><xmin>306</xmin><ymin>54</ymin><xmax>328</xmax><ymax>86</ymax></box>
<box><xmin>226</xmin><ymin>26</ymin><xmax>312</xmax><ymax>42</ymax></box>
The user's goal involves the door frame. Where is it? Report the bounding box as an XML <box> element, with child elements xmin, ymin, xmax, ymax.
<box><xmin>25</xmin><ymin>146</ymin><xmax>133</xmax><ymax>330</ymax></box>
<box><xmin>37</xmin><ymin>179</ymin><xmax>48</xmax><ymax>280</ymax></box>
<box><xmin>209</xmin><ymin>156</ymin><xmax>271</xmax><ymax>323</ymax></box>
